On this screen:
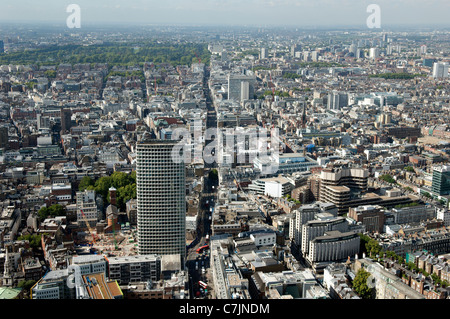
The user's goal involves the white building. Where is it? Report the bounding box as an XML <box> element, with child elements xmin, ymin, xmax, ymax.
<box><xmin>437</xmin><ymin>208</ymin><xmax>450</xmax><ymax>227</ymax></box>
<box><xmin>76</xmin><ymin>189</ymin><xmax>98</xmax><ymax>228</ymax></box>
<box><xmin>71</xmin><ymin>255</ymin><xmax>108</xmax><ymax>276</ymax></box>
<box><xmin>248</xmin><ymin>176</ymin><xmax>294</xmax><ymax>198</ymax></box>
<box><xmin>250</xmin><ymin>232</ymin><xmax>276</xmax><ymax>247</ymax></box>
<box><xmin>433</xmin><ymin>62</ymin><xmax>449</xmax><ymax>79</ymax></box>
<box><xmin>369</xmin><ymin>47</ymin><xmax>380</xmax><ymax>59</ymax></box>
<box><xmin>307</xmin><ymin>231</ymin><xmax>360</xmax><ymax>264</ymax></box>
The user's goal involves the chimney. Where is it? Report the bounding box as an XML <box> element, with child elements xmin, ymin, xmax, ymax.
<box><xmin>109</xmin><ymin>187</ymin><xmax>117</xmax><ymax>206</ymax></box>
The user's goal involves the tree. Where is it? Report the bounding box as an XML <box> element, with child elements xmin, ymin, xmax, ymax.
<box><xmin>353</xmin><ymin>268</ymin><xmax>375</xmax><ymax>299</ymax></box>
<box><xmin>18</xmin><ymin>280</ymin><xmax>37</xmax><ymax>299</ymax></box>
<box><xmin>18</xmin><ymin>234</ymin><xmax>42</xmax><ymax>249</ymax></box>
<box><xmin>37</xmin><ymin>204</ymin><xmax>66</xmax><ymax>222</ymax></box>
<box><xmin>44</xmin><ymin>70</ymin><xmax>56</xmax><ymax>78</ymax></box>
<box><xmin>116</xmin><ymin>183</ymin><xmax>137</xmax><ymax>211</ymax></box>
<box><xmin>379</xmin><ymin>174</ymin><xmax>396</xmax><ymax>184</ymax></box>
<box><xmin>79</xmin><ymin>176</ymin><xmax>95</xmax><ymax>191</ymax></box>
<box><xmin>208</xmin><ymin>169</ymin><xmax>219</xmax><ymax>181</ymax></box>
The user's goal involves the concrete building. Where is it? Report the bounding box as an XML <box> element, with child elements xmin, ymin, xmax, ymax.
<box><xmin>136</xmin><ymin>138</ymin><xmax>186</xmax><ymax>263</ymax></box>
<box><xmin>249</xmin><ymin>269</ymin><xmax>318</xmax><ymax>299</ymax></box>
<box><xmin>71</xmin><ymin>255</ymin><xmax>108</xmax><ymax>276</ymax></box>
<box><xmin>348</xmin><ymin>205</ymin><xmax>385</xmax><ymax>233</ymax></box>
<box><xmin>31</xmin><ymin>268</ymin><xmax>74</xmax><ymax>299</ymax></box>
<box><xmin>432</xmin><ymin>165</ymin><xmax>450</xmax><ymax>196</ymax></box>
<box><xmin>248</xmin><ymin>176</ymin><xmax>294</xmax><ymax>198</ymax></box>
<box><xmin>306</xmin><ymin>231</ymin><xmax>360</xmax><ymax>267</ymax></box>
<box><xmin>227</xmin><ymin>74</ymin><xmax>256</xmax><ymax>102</ymax></box>
<box><xmin>390</xmin><ymin>204</ymin><xmax>435</xmax><ymax>225</ymax></box>
<box><xmin>432</xmin><ymin>62</ymin><xmax>449</xmax><ymax>79</ymax></box>
<box><xmin>76</xmin><ymin>189</ymin><xmax>98</xmax><ymax>228</ymax></box>
<box><xmin>107</xmin><ymin>254</ymin><xmax>161</xmax><ymax>285</ymax></box>
<box><xmin>327</xmin><ymin>91</ymin><xmax>348</xmax><ymax>110</ymax></box>
<box><xmin>301</xmin><ymin>216</ymin><xmax>349</xmax><ymax>258</ymax></box>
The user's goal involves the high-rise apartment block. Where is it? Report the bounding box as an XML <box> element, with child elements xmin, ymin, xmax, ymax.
<box><xmin>433</xmin><ymin>62</ymin><xmax>449</xmax><ymax>79</ymax></box>
<box><xmin>227</xmin><ymin>74</ymin><xmax>256</xmax><ymax>102</ymax></box>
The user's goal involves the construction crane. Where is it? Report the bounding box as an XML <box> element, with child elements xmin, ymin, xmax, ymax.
<box><xmin>112</xmin><ymin>214</ymin><xmax>118</xmax><ymax>251</ymax></box>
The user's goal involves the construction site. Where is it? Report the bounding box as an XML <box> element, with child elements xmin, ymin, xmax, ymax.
<box><xmin>74</xmin><ymin>204</ymin><xmax>138</xmax><ymax>257</ymax></box>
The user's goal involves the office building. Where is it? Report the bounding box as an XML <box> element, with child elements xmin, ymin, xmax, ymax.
<box><xmin>319</xmin><ymin>166</ymin><xmax>369</xmax><ymax>198</ymax></box>
<box><xmin>390</xmin><ymin>204</ymin><xmax>435</xmax><ymax>225</ymax></box>
<box><xmin>306</xmin><ymin>231</ymin><xmax>360</xmax><ymax>266</ymax></box>
<box><xmin>289</xmin><ymin>202</ymin><xmax>338</xmax><ymax>248</ymax></box>
<box><xmin>423</xmin><ymin>58</ymin><xmax>436</xmax><ymax>68</ymax></box>
<box><xmin>433</xmin><ymin>62</ymin><xmax>449</xmax><ymax>79</ymax></box>
<box><xmin>31</xmin><ymin>268</ymin><xmax>75</xmax><ymax>299</ymax></box>
<box><xmin>291</xmin><ymin>44</ymin><xmax>301</xmax><ymax>57</ymax></box>
<box><xmin>107</xmin><ymin>254</ymin><xmax>161</xmax><ymax>285</ymax></box>
<box><xmin>432</xmin><ymin>165</ymin><xmax>450</xmax><ymax>196</ymax></box>
<box><xmin>327</xmin><ymin>91</ymin><xmax>348</xmax><ymax>110</ymax></box>
<box><xmin>76</xmin><ymin>189</ymin><xmax>98</xmax><ymax>228</ymax></box>
<box><xmin>0</xmin><ymin>40</ymin><xmax>4</xmax><ymax>54</ymax></box>
<box><xmin>72</xmin><ymin>255</ymin><xmax>108</xmax><ymax>276</ymax></box>
<box><xmin>348</xmin><ymin>205</ymin><xmax>385</xmax><ymax>233</ymax></box>
<box><xmin>227</xmin><ymin>74</ymin><xmax>256</xmax><ymax>101</ymax></box>
<box><xmin>301</xmin><ymin>216</ymin><xmax>349</xmax><ymax>257</ymax></box>
<box><xmin>136</xmin><ymin>138</ymin><xmax>186</xmax><ymax>263</ymax></box>
<box><xmin>60</xmin><ymin>108</ymin><xmax>72</xmax><ymax>133</ymax></box>
<box><xmin>248</xmin><ymin>176</ymin><xmax>294</xmax><ymax>198</ymax></box>
<box><xmin>253</xmin><ymin>153</ymin><xmax>319</xmax><ymax>176</ymax></box>
<box><xmin>260</xmin><ymin>47</ymin><xmax>267</xmax><ymax>59</ymax></box>
<box><xmin>369</xmin><ymin>47</ymin><xmax>380</xmax><ymax>59</ymax></box>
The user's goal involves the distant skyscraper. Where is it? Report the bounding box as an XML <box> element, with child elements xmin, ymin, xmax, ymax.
<box><xmin>423</xmin><ymin>58</ymin><xmax>435</xmax><ymax>68</ymax></box>
<box><xmin>0</xmin><ymin>40</ymin><xmax>4</xmax><ymax>54</ymax></box>
<box><xmin>136</xmin><ymin>138</ymin><xmax>186</xmax><ymax>263</ymax></box>
<box><xmin>260</xmin><ymin>47</ymin><xmax>267</xmax><ymax>59</ymax></box>
<box><xmin>433</xmin><ymin>62</ymin><xmax>449</xmax><ymax>79</ymax></box>
<box><xmin>240</xmin><ymin>81</ymin><xmax>250</xmax><ymax>102</ymax></box>
<box><xmin>327</xmin><ymin>91</ymin><xmax>348</xmax><ymax>110</ymax></box>
<box><xmin>291</xmin><ymin>44</ymin><xmax>301</xmax><ymax>57</ymax></box>
<box><xmin>228</xmin><ymin>74</ymin><xmax>255</xmax><ymax>101</ymax></box>
<box><xmin>60</xmin><ymin>108</ymin><xmax>72</xmax><ymax>133</ymax></box>
<box><xmin>369</xmin><ymin>47</ymin><xmax>380</xmax><ymax>59</ymax></box>
<box><xmin>349</xmin><ymin>44</ymin><xmax>357</xmax><ymax>57</ymax></box>
<box><xmin>419</xmin><ymin>45</ymin><xmax>427</xmax><ymax>55</ymax></box>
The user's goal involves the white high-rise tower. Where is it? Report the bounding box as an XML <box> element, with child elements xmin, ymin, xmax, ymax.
<box><xmin>136</xmin><ymin>137</ymin><xmax>186</xmax><ymax>263</ymax></box>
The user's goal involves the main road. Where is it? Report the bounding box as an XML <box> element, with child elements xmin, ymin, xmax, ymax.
<box><xmin>186</xmin><ymin>64</ymin><xmax>218</xmax><ymax>299</ymax></box>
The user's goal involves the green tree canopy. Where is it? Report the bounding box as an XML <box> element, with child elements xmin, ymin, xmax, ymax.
<box><xmin>379</xmin><ymin>174</ymin><xmax>396</xmax><ymax>184</ymax></box>
<box><xmin>37</xmin><ymin>204</ymin><xmax>66</xmax><ymax>222</ymax></box>
<box><xmin>79</xmin><ymin>176</ymin><xmax>95</xmax><ymax>192</ymax></box>
<box><xmin>353</xmin><ymin>268</ymin><xmax>375</xmax><ymax>299</ymax></box>
<box><xmin>17</xmin><ymin>234</ymin><xmax>42</xmax><ymax>249</ymax></box>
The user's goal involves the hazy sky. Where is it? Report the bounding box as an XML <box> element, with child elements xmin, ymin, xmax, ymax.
<box><xmin>0</xmin><ymin>0</ymin><xmax>449</xmax><ymax>27</ymax></box>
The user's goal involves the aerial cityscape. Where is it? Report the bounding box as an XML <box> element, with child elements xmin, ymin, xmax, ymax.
<box><xmin>0</xmin><ymin>1</ymin><xmax>450</xmax><ymax>308</ymax></box>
